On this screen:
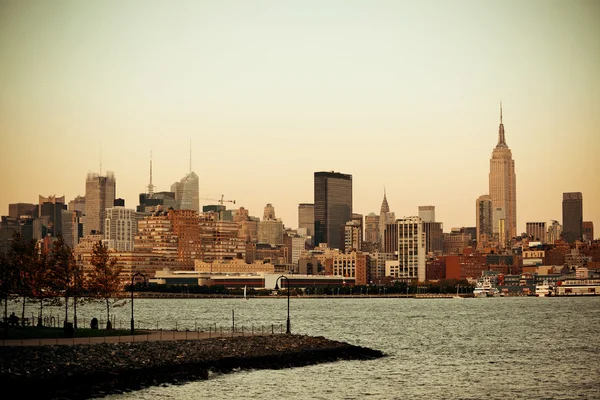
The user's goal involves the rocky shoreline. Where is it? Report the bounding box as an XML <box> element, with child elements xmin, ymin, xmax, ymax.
<box><xmin>1</xmin><ymin>335</ymin><xmax>385</xmax><ymax>399</ymax></box>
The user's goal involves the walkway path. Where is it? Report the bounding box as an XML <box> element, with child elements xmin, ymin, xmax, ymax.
<box><xmin>1</xmin><ymin>327</ymin><xmax>279</xmax><ymax>347</ymax></box>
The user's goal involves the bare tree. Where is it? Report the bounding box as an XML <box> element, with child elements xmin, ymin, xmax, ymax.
<box><xmin>8</xmin><ymin>232</ymin><xmax>37</xmax><ymax>325</ymax></box>
<box><xmin>88</xmin><ymin>241</ymin><xmax>124</xmax><ymax>329</ymax></box>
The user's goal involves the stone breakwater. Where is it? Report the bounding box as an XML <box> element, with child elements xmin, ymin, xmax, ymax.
<box><xmin>1</xmin><ymin>335</ymin><xmax>385</xmax><ymax>399</ymax></box>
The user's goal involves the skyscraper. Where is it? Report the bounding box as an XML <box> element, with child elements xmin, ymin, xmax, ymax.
<box><xmin>314</xmin><ymin>171</ymin><xmax>352</xmax><ymax>250</ymax></box>
<box><xmin>84</xmin><ymin>172</ymin><xmax>116</xmax><ymax>235</ymax></box>
<box><xmin>298</xmin><ymin>203</ymin><xmax>315</xmax><ymax>243</ymax></box>
<box><xmin>489</xmin><ymin>104</ymin><xmax>517</xmax><ymax>242</ymax></box>
<box><xmin>171</xmin><ymin>172</ymin><xmax>199</xmax><ymax>212</ymax></box>
<box><xmin>562</xmin><ymin>192</ymin><xmax>583</xmax><ymax>243</ymax></box>
<box><xmin>476</xmin><ymin>195</ymin><xmax>493</xmax><ymax>247</ymax></box>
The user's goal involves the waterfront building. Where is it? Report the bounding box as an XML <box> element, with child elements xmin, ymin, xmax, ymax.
<box><xmin>258</xmin><ymin>220</ymin><xmax>284</xmax><ymax>246</ymax></box>
<box><xmin>198</xmin><ymin>211</ymin><xmax>246</xmax><ymax>262</ymax></box>
<box><xmin>195</xmin><ymin>258</ymin><xmax>275</xmax><ymax>274</ymax></box>
<box><xmin>476</xmin><ymin>195</ymin><xmax>493</xmax><ymax>248</ymax></box>
<box><xmin>171</xmin><ymin>171</ymin><xmax>199</xmax><ymax>212</ymax></box>
<box><xmin>562</xmin><ymin>192</ymin><xmax>583</xmax><ymax>243</ymax></box>
<box><xmin>168</xmin><ymin>209</ymin><xmax>201</xmax><ymax>269</ymax></box>
<box><xmin>332</xmin><ymin>251</ymin><xmax>369</xmax><ymax>285</ymax></box>
<box><xmin>314</xmin><ymin>171</ymin><xmax>352</xmax><ymax>250</ymax></box>
<box><xmin>84</xmin><ymin>172</ymin><xmax>116</xmax><ymax>235</ymax></box>
<box><xmin>426</xmin><ymin>257</ymin><xmax>446</xmax><ymax>281</ymax></box>
<box><xmin>134</xmin><ymin>211</ymin><xmax>179</xmax><ymax>264</ymax></box>
<box><xmin>526</xmin><ymin>222</ymin><xmax>546</xmax><ymax>243</ymax></box>
<box><xmin>489</xmin><ymin>104</ymin><xmax>517</xmax><ymax>241</ymax></box>
<box><xmin>386</xmin><ymin>217</ymin><xmax>426</xmax><ymax>282</ymax></box>
<box><xmin>445</xmin><ymin>254</ymin><xmax>487</xmax><ymax>280</ymax></box>
<box><xmin>104</xmin><ymin>207</ymin><xmax>141</xmax><ymax>252</ymax></box>
<box><xmin>368</xmin><ymin>252</ymin><xmax>396</xmax><ymax>280</ymax></box>
<box><xmin>344</xmin><ymin>220</ymin><xmax>362</xmax><ymax>253</ymax></box>
<box><xmin>443</xmin><ymin>229</ymin><xmax>471</xmax><ymax>255</ymax></box>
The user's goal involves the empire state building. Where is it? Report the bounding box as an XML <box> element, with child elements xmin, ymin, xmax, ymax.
<box><xmin>489</xmin><ymin>104</ymin><xmax>517</xmax><ymax>243</ymax></box>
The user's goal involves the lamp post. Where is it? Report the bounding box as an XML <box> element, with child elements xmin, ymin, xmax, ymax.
<box><xmin>130</xmin><ymin>271</ymin><xmax>147</xmax><ymax>335</ymax></box>
<box><xmin>274</xmin><ymin>275</ymin><xmax>291</xmax><ymax>334</ymax></box>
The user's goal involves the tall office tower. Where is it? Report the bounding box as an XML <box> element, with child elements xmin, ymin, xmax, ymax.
<box><xmin>562</xmin><ymin>192</ymin><xmax>583</xmax><ymax>243</ymax></box>
<box><xmin>61</xmin><ymin>209</ymin><xmax>81</xmax><ymax>249</ymax></box>
<box><xmin>489</xmin><ymin>104</ymin><xmax>517</xmax><ymax>241</ymax></box>
<box><xmin>68</xmin><ymin>195</ymin><xmax>86</xmax><ymax>215</ymax></box>
<box><xmin>526</xmin><ymin>222</ymin><xmax>546</xmax><ymax>242</ymax></box>
<box><xmin>38</xmin><ymin>195</ymin><xmax>67</xmax><ymax>236</ymax></box>
<box><xmin>396</xmin><ymin>216</ymin><xmax>426</xmax><ymax>282</ymax></box>
<box><xmin>134</xmin><ymin>211</ymin><xmax>179</xmax><ymax>261</ymax></box>
<box><xmin>476</xmin><ymin>195</ymin><xmax>494</xmax><ymax>247</ymax></box>
<box><xmin>314</xmin><ymin>171</ymin><xmax>352</xmax><ymax>250</ymax></box>
<box><xmin>104</xmin><ymin>207</ymin><xmax>140</xmax><ymax>252</ymax></box>
<box><xmin>298</xmin><ymin>203</ymin><xmax>314</xmax><ymax>243</ymax></box>
<box><xmin>546</xmin><ymin>220</ymin><xmax>562</xmax><ymax>244</ymax></box>
<box><xmin>418</xmin><ymin>206</ymin><xmax>435</xmax><ymax>223</ymax></box>
<box><xmin>8</xmin><ymin>203</ymin><xmax>36</xmax><ymax>219</ymax></box>
<box><xmin>84</xmin><ymin>172</ymin><xmax>116</xmax><ymax>235</ymax></box>
<box><xmin>170</xmin><ymin>172</ymin><xmax>199</xmax><ymax>212</ymax></box>
<box><xmin>168</xmin><ymin>209</ymin><xmax>201</xmax><ymax>270</ymax></box>
<box><xmin>583</xmin><ymin>221</ymin><xmax>594</xmax><ymax>241</ymax></box>
<box><xmin>422</xmin><ymin>222</ymin><xmax>443</xmax><ymax>256</ymax></box>
<box><xmin>263</xmin><ymin>203</ymin><xmax>276</xmax><ymax>220</ymax></box>
<box><xmin>352</xmin><ymin>213</ymin><xmax>363</xmax><ymax>240</ymax></box>
<box><xmin>364</xmin><ymin>213</ymin><xmax>379</xmax><ymax>245</ymax></box>
<box><xmin>493</xmin><ymin>207</ymin><xmax>507</xmax><ymax>247</ymax></box>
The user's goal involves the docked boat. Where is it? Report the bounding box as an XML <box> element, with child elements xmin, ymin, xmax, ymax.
<box><xmin>473</xmin><ymin>276</ymin><xmax>500</xmax><ymax>298</ymax></box>
<box><xmin>535</xmin><ymin>279</ymin><xmax>553</xmax><ymax>297</ymax></box>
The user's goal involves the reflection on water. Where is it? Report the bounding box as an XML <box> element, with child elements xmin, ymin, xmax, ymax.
<box><xmin>11</xmin><ymin>297</ymin><xmax>600</xmax><ymax>399</ymax></box>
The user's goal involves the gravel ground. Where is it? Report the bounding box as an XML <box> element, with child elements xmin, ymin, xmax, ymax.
<box><xmin>0</xmin><ymin>334</ymin><xmax>385</xmax><ymax>399</ymax></box>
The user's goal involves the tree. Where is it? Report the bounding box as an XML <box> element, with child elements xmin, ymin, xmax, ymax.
<box><xmin>9</xmin><ymin>232</ymin><xmax>37</xmax><ymax>325</ymax></box>
<box><xmin>88</xmin><ymin>241</ymin><xmax>124</xmax><ymax>329</ymax></box>
<box><xmin>50</xmin><ymin>235</ymin><xmax>78</xmax><ymax>327</ymax></box>
<box><xmin>30</xmin><ymin>245</ymin><xmax>61</xmax><ymax>326</ymax></box>
<box><xmin>0</xmin><ymin>251</ymin><xmax>19</xmax><ymax>321</ymax></box>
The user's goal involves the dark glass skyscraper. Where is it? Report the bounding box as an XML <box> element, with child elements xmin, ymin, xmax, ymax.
<box><xmin>562</xmin><ymin>192</ymin><xmax>583</xmax><ymax>243</ymax></box>
<box><xmin>314</xmin><ymin>171</ymin><xmax>352</xmax><ymax>250</ymax></box>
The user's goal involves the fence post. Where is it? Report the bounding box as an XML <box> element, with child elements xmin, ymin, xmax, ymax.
<box><xmin>209</xmin><ymin>326</ymin><xmax>211</xmax><ymax>339</ymax></box>
<box><xmin>271</xmin><ymin>324</ymin><xmax>274</xmax><ymax>334</ymax></box>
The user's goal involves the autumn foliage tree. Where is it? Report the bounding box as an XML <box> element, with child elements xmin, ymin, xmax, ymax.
<box><xmin>49</xmin><ymin>235</ymin><xmax>79</xmax><ymax>327</ymax></box>
<box><xmin>88</xmin><ymin>241</ymin><xmax>123</xmax><ymax>329</ymax></box>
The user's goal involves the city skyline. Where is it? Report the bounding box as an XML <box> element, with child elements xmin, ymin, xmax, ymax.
<box><xmin>1</xmin><ymin>0</ymin><xmax>599</xmax><ymax>235</ymax></box>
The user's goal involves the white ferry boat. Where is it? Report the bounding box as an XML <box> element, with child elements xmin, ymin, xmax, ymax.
<box><xmin>535</xmin><ymin>279</ymin><xmax>554</xmax><ymax>297</ymax></box>
<box><xmin>473</xmin><ymin>276</ymin><xmax>500</xmax><ymax>298</ymax></box>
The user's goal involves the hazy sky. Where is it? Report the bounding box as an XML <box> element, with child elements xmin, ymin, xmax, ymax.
<box><xmin>1</xmin><ymin>0</ymin><xmax>599</xmax><ymax>237</ymax></box>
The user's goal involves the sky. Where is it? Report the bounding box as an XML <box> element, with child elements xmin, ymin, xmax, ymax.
<box><xmin>1</xmin><ymin>0</ymin><xmax>599</xmax><ymax>237</ymax></box>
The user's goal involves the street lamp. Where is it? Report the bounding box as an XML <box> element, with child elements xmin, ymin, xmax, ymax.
<box><xmin>130</xmin><ymin>271</ymin><xmax>147</xmax><ymax>335</ymax></box>
<box><xmin>274</xmin><ymin>275</ymin><xmax>291</xmax><ymax>334</ymax></box>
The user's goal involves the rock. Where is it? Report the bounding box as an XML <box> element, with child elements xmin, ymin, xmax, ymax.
<box><xmin>0</xmin><ymin>335</ymin><xmax>385</xmax><ymax>399</ymax></box>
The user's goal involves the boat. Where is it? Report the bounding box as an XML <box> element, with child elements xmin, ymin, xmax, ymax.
<box><xmin>535</xmin><ymin>279</ymin><xmax>553</xmax><ymax>297</ymax></box>
<box><xmin>473</xmin><ymin>276</ymin><xmax>500</xmax><ymax>298</ymax></box>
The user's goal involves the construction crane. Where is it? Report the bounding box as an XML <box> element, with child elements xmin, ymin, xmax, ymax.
<box><xmin>199</xmin><ymin>194</ymin><xmax>236</xmax><ymax>206</ymax></box>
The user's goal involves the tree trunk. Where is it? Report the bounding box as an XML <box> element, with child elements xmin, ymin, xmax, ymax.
<box><xmin>21</xmin><ymin>296</ymin><xmax>26</xmax><ymax>327</ymax></box>
<box><xmin>73</xmin><ymin>296</ymin><xmax>77</xmax><ymax>329</ymax></box>
<box><xmin>105</xmin><ymin>299</ymin><xmax>111</xmax><ymax>330</ymax></box>
<box><xmin>64</xmin><ymin>295</ymin><xmax>69</xmax><ymax>326</ymax></box>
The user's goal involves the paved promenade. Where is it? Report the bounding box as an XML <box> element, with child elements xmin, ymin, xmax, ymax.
<box><xmin>1</xmin><ymin>327</ymin><xmax>278</xmax><ymax>347</ymax></box>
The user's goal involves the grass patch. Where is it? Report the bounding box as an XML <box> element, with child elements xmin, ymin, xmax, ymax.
<box><xmin>1</xmin><ymin>326</ymin><xmax>147</xmax><ymax>340</ymax></box>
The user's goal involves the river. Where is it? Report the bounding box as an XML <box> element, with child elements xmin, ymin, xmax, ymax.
<box><xmin>6</xmin><ymin>296</ymin><xmax>600</xmax><ymax>399</ymax></box>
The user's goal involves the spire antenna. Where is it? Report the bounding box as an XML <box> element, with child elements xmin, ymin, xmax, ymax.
<box><xmin>500</xmin><ymin>101</ymin><xmax>503</xmax><ymax>124</ymax></box>
<box><xmin>148</xmin><ymin>151</ymin><xmax>155</xmax><ymax>197</ymax></box>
